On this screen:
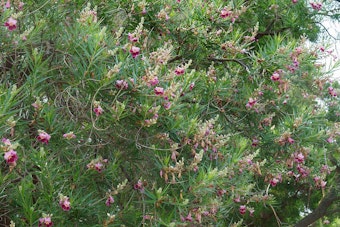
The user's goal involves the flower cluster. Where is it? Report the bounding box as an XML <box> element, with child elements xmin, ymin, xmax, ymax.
<box><xmin>37</xmin><ymin>130</ymin><xmax>51</xmax><ymax>144</ymax></box>
<box><xmin>63</xmin><ymin>132</ymin><xmax>76</xmax><ymax>140</ymax></box>
<box><xmin>310</xmin><ymin>2</ymin><xmax>322</xmax><ymax>11</ymax></box>
<box><xmin>87</xmin><ymin>156</ymin><xmax>108</xmax><ymax>173</ymax></box>
<box><xmin>59</xmin><ymin>194</ymin><xmax>71</xmax><ymax>211</ymax></box>
<box><xmin>77</xmin><ymin>3</ymin><xmax>97</xmax><ymax>25</ymax></box>
<box><xmin>277</xmin><ymin>132</ymin><xmax>295</xmax><ymax>146</ymax></box>
<box><xmin>2</xmin><ymin>138</ymin><xmax>19</xmax><ymax>170</ymax></box>
<box><xmin>4</xmin><ymin>17</ymin><xmax>17</xmax><ymax>31</ymax></box>
<box><xmin>93</xmin><ymin>101</ymin><xmax>104</xmax><ymax>117</ymax></box>
<box><xmin>38</xmin><ymin>214</ymin><xmax>53</xmax><ymax>227</ymax></box>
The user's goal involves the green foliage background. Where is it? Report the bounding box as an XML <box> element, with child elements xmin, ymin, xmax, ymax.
<box><xmin>1</xmin><ymin>0</ymin><xmax>339</xmax><ymax>226</ymax></box>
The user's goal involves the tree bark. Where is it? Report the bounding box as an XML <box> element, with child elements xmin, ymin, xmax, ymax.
<box><xmin>294</xmin><ymin>189</ymin><xmax>338</xmax><ymax>227</ymax></box>
<box><xmin>295</xmin><ymin>160</ymin><xmax>340</xmax><ymax>227</ymax></box>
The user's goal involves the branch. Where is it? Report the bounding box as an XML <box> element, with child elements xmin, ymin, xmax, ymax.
<box><xmin>326</xmin><ymin>208</ymin><xmax>340</xmax><ymax>216</ymax></box>
<box><xmin>294</xmin><ymin>189</ymin><xmax>338</xmax><ymax>227</ymax></box>
<box><xmin>208</xmin><ymin>57</ymin><xmax>250</xmax><ymax>73</ymax></box>
<box><xmin>316</xmin><ymin>22</ymin><xmax>340</xmax><ymax>41</ymax></box>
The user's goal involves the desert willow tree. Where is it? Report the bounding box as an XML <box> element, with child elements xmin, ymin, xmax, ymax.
<box><xmin>0</xmin><ymin>0</ymin><xmax>339</xmax><ymax>226</ymax></box>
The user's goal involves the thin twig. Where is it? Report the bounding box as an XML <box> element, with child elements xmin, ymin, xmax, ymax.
<box><xmin>208</xmin><ymin>57</ymin><xmax>250</xmax><ymax>73</ymax></box>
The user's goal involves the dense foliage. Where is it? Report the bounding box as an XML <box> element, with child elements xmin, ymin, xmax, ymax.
<box><xmin>1</xmin><ymin>0</ymin><xmax>340</xmax><ymax>226</ymax></box>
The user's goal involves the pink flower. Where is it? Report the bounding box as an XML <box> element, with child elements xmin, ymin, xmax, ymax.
<box><xmin>2</xmin><ymin>138</ymin><xmax>12</xmax><ymax>146</ymax></box>
<box><xmin>94</xmin><ymin>162</ymin><xmax>104</xmax><ymax>172</ymax></box>
<box><xmin>128</xmin><ymin>33</ymin><xmax>138</xmax><ymax>42</ymax></box>
<box><xmin>4</xmin><ymin>17</ymin><xmax>17</xmax><ymax>31</ymax></box>
<box><xmin>163</xmin><ymin>101</ymin><xmax>171</xmax><ymax>109</ymax></box>
<box><xmin>149</xmin><ymin>76</ymin><xmax>159</xmax><ymax>86</ymax></box>
<box><xmin>185</xmin><ymin>213</ymin><xmax>193</xmax><ymax>222</ymax></box>
<box><xmin>174</xmin><ymin>67</ymin><xmax>185</xmax><ymax>75</ymax></box>
<box><xmin>4</xmin><ymin>150</ymin><xmax>18</xmax><ymax>165</ymax></box>
<box><xmin>239</xmin><ymin>205</ymin><xmax>247</xmax><ymax>215</ymax></box>
<box><xmin>310</xmin><ymin>2</ymin><xmax>322</xmax><ymax>11</ymax></box>
<box><xmin>94</xmin><ymin>105</ymin><xmax>103</xmax><ymax>117</ymax></box>
<box><xmin>270</xmin><ymin>72</ymin><xmax>280</xmax><ymax>81</ymax></box>
<box><xmin>32</xmin><ymin>101</ymin><xmax>42</xmax><ymax>110</ymax></box>
<box><xmin>328</xmin><ymin>87</ymin><xmax>337</xmax><ymax>97</ymax></box>
<box><xmin>287</xmin><ymin>137</ymin><xmax>295</xmax><ymax>144</ymax></box>
<box><xmin>39</xmin><ymin>215</ymin><xmax>53</xmax><ymax>227</ymax></box>
<box><xmin>292</xmin><ymin>0</ymin><xmax>298</xmax><ymax>3</ymax></box>
<box><xmin>37</xmin><ymin>130</ymin><xmax>51</xmax><ymax>144</ymax></box>
<box><xmin>220</xmin><ymin>8</ymin><xmax>232</xmax><ymax>18</ymax></box>
<box><xmin>154</xmin><ymin>87</ymin><xmax>164</xmax><ymax>96</ymax></box>
<box><xmin>326</xmin><ymin>137</ymin><xmax>334</xmax><ymax>143</ymax></box>
<box><xmin>251</xmin><ymin>138</ymin><xmax>259</xmax><ymax>147</ymax></box>
<box><xmin>294</xmin><ymin>153</ymin><xmax>304</xmax><ymax>163</ymax></box>
<box><xmin>115</xmin><ymin>80</ymin><xmax>129</xmax><ymax>90</ymax></box>
<box><xmin>18</xmin><ymin>2</ymin><xmax>24</xmax><ymax>10</ymax></box>
<box><xmin>233</xmin><ymin>196</ymin><xmax>241</xmax><ymax>203</ymax></box>
<box><xmin>59</xmin><ymin>196</ymin><xmax>71</xmax><ymax>211</ymax></box>
<box><xmin>189</xmin><ymin>82</ymin><xmax>195</xmax><ymax>91</ymax></box>
<box><xmin>270</xmin><ymin>178</ymin><xmax>279</xmax><ymax>187</ymax></box>
<box><xmin>130</xmin><ymin>46</ymin><xmax>140</xmax><ymax>59</ymax></box>
<box><xmin>246</xmin><ymin>98</ymin><xmax>257</xmax><ymax>109</ymax></box>
<box><xmin>134</xmin><ymin>180</ymin><xmax>144</xmax><ymax>193</ymax></box>
<box><xmin>105</xmin><ymin>195</ymin><xmax>114</xmax><ymax>206</ymax></box>
<box><xmin>5</xmin><ymin>0</ymin><xmax>10</xmax><ymax>8</ymax></box>
<box><xmin>63</xmin><ymin>132</ymin><xmax>76</xmax><ymax>140</ymax></box>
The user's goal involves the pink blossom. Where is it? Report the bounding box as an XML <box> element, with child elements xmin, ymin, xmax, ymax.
<box><xmin>326</xmin><ymin>137</ymin><xmax>334</xmax><ymax>143</ymax></box>
<box><xmin>239</xmin><ymin>205</ymin><xmax>247</xmax><ymax>215</ymax></box>
<box><xmin>4</xmin><ymin>150</ymin><xmax>18</xmax><ymax>164</ymax></box>
<box><xmin>292</xmin><ymin>0</ymin><xmax>298</xmax><ymax>4</ymax></box>
<box><xmin>270</xmin><ymin>72</ymin><xmax>280</xmax><ymax>81</ymax></box>
<box><xmin>37</xmin><ymin>130</ymin><xmax>51</xmax><ymax>144</ymax></box>
<box><xmin>39</xmin><ymin>215</ymin><xmax>53</xmax><ymax>227</ymax></box>
<box><xmin>95</xmin><ymin>162</ymin><xmax>104</xmax><ymax>172</ymax></box>
<box><xmin>246</xmin><ymin>98</ymin><xmax>257</xmax><ymax>109</ymax></box>
<box><xmin>154</xmin><ymin>87</ymin><xmax>164</xmax><ymax>96</ymax></box>
<box><xmin>189</xmin><ymin>82</ymin><xmax>195</xmax><ymax>91</ymax></box>
<box><xmin>94</xmin><ymin>105</ymin><xmax>103</xmax><ymax>117</ymax></box>
<box><xmin>252</xmin><ymin>138</ymin><xmax>259</xmax><ymax>147</ymax></box>
<box><xmin>18</xmin><ymin>2</ymin><xmax>24</xmax><ymax>10</ymax></box>
<box><xmin>105</xmin><ymin>195</ymin><xmax>114</xmax><ymax>206</ymax></box>
<box><xmin>128</xmin><ymin>33</ymin><xmax>138</xmax><ymax>42</ymax></box>
<box><xmin>174</xmin><ymin>67</ymin><xmax>185</xmax><ymax>75</ymax></box>
<box><xmin>130</xmin><ymin>46</ymin><xmax>140</xmax><ymax>59</ymax></box>
<box><xmin>134</xmin><ymin>180</ymin><xmax>144</xmax><ymax>193</ymax></box>
<box><xmin>4</xmin><ymin>17</ymin><xmax>17</xmax><ymax>31</ymax></box>
<box><xmin>310</xmin><ymin>2</ymin><xmax>322</xmax><ymax>11</ymax></box>
<box><xmin>297</xmin><ymin>165</ymin><xmax>309</xmax><ymax>178</ymax></box>
<box><xmin>321</xmin><ymin>165</ymin><xmax>331</xmax><ymax>174</ymax></box>
<box><xmin>115</xmin><ymin>80</ymin><xmax>129</xmax><ymax>90</ymax></box>
<box><xmin>32</xmin><ymin>101</ymin><xmax>42</xmax><ymax>110</ymax></box>
<box><xmin>233</xmin><ymin>196</ymin><xmax>241</xmax><ymax>203</ymax></box>
<box><xmin>5</xmin><ymin>0</ymin><xmax>10</xmax><ymax>8</ymax></box>
<box><xmin>87</xmin><ymin>157</ymin><xmax>108</xmax><ymax>173</ymax></box>
<box><xmin>2</xmin><ymin>138</ymin><xmax>12</xmax><ymax>146</ymax></box>
<box><xmin>287</xmin><ymin>137</ymin><xmax>295</xmax><ymax>144</ymax></box>
<box><xmin>328</xmin><ymin>87</ymin><xmax>337</xmax><ymax>97</ymax></box>
<box><xmin>185</xmin><ymin>213</ymin><xmax>193</xmax><ymax>222</ymax></box>
<box><xmin>220</xmin><ymin>8</ymin><xmax>232</xmax><ymax>18</ymax></box>
<box><xmin>63</xmin><ymin>132</ymin><xmax>76</xmax><ymax>140</ymax></box>
<box><xmin>59</xmin><ymin>196</ymin><xmax>71</xmax><ymax>211</ymax></box>
<box><xmin>294</xmin><ymin>153</ymin><xmax>304</xmax><ymax>163</ymax></box>
<box><xmin>163</xmin><ymin>101</ymin><xmax>171</xmax><ymax>109</ymax></box>
<box><xmin>149</xmin><ymin>77</ymin><xmax>159</xmax><ymax>86</ymax></box>
<box><xmin>270</xmin><ymin>178</ymin><xmax>279</xmax><ymax>187</ymax></box>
